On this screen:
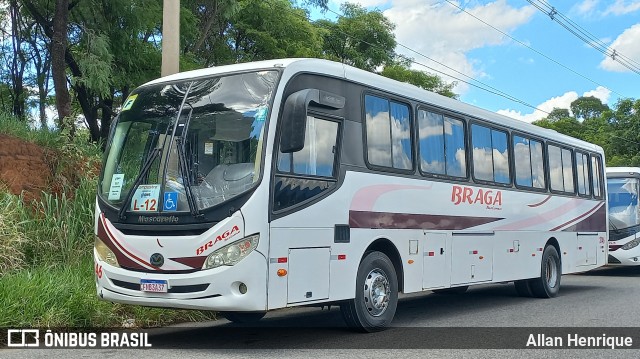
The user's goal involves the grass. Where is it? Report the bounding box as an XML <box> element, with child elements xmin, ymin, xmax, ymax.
<box><xmin>0</xmin><ymin>256</ymin><xmax>217</xmax><ymax>327</ymax></box>
<box><xmin>0</xmin><ymin>113</ymin><xmax>218</xmax><ymax>327</ymax></box>
<box><xmin>0</xmin><ymin>112</ymin><xmax>61</xmax><ymax>149</ymax></box>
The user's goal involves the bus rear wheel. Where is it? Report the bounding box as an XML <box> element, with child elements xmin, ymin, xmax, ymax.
<box><xmin>221</xmin><ymin>311</ymin><xmax>266</xmax><ymax>323</ymax></box>
<box><xmin>529</xmin><ymin>245</ymin><xmax>561</xmax><ymax>298</ymax></box>
<box><xmin>341</xmin><ymin>251</ymin><xmax>398</xmax><ymax>332</ymax></box>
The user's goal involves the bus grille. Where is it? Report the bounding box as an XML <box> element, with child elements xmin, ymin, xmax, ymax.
<box><xmin>111</xmin><ymin>279</ymin><xmax>210</xmax><ymax>293</ymax></box>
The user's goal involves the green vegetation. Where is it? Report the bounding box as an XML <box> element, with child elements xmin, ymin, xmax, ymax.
<box><xmin>0</xmin><ymin>118</ymin><xmax>216</xmax><ymax>327</ymax></box>
<box><xmin>2</xmin><ymin>0</ymin><xmax>457</xmax><ymax>144</ymax></box>
<box><xmin>533</xmin><ymin>97</ymin><xmax>640</xmax><ymax>166</ymax></box>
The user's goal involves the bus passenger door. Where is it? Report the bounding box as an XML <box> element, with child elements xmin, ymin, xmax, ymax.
<box><xmin>422</xmin><ymin>232</ymin><xmax>449</xmax><ymax>289</ymax></box>
<box><xmin>450</xmin><ymin>232</ymin><xmax>494</xmax><ymax>284</ymax></box>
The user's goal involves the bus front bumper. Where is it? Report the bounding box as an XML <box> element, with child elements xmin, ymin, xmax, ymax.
<box><xmin>94</xmin><ymin>249</ymin><xmax>268</xmax><ymax>311</ymax></box>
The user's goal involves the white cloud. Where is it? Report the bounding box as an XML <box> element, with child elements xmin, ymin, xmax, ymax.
<box><xmin>498</xmin><ymin>91</ymin><xmax>579</xmax><ymax>123</ymax></box>
<box><xmin>599</xmin><ymin>23</ymin><xmax>640</xmax><ymax>72</ymax></box>
<box><xmin>330</xmin><ymin>0</ymin><xmax>535</xmax><ymax>94</ymax></box>
<box><xmin>385</xmin><ymin>0</ymin><xmax>535</xmax><ymax>94</ymax></box>
<box><xmin>604</xmin><ymin>0</ymin><xmax>640</xmax><ymax>15</ymax></box>
<box><xmin>573</xmin><ymin>0</ymin><xmax>600</xmax><ymax>16</ymax></box>
<box><xmin>498</xmin><ymin>86</ymin><xmax>611</xmax><ymax>123</ymax></box>
<box><xmin>583</xmin><ymin>86</ymin><xmax>611</xmax><ymax>104</ymax></box>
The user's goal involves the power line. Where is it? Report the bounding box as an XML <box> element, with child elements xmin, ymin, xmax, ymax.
<box><xmin>442</xmin><ymin>0</ymin><xmax>627</xmax><ymax>99</ymax></box>
<box><xmin>526</xmin><ymin>0</ymin><xmax>640</xmax><ymax>75</ymax></box>
<box><xmin>322</xmin><ymin>7</ymin><xmax>551</xmax><ymax>115</ymax></box>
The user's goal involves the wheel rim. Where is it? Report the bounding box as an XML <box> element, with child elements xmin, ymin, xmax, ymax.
<box><xmin>363</xmin><ymin>268</ymin><xmax>391</xmax><ymax>317</ymax></box>
<box><xmin>545</xmin><ymin>255</ymin><xmax>558</xmax><ymax>288</ymax></box>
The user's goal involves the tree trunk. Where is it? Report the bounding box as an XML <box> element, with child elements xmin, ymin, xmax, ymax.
<box><xmin>9</xmin><ymin>0</ymin><xmax>26</xmax><ymax>118</ymax></box>
<box><xmin>51</xmin><ymin>0</ymin><xmax>72</xmax><ymax>129</ymax></box>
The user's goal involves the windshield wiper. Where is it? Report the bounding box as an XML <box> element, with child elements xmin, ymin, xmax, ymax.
<box><xmin>176</xmin><ymin>105</ymin><xmax>201</xmax><ymax>218</ymax></box>
<box><xmin>118</xmin><ymin>146</ymin><xmax>162</xmax><ymax>220</ymax></box>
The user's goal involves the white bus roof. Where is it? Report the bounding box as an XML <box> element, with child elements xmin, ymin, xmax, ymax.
<box><xmin>142</xmin><ymin>58</ymin><xmax>603</xmax><ymax>153</ymax></box>
<box><xmin>606</xmin><ymin>167</ymin><xmax>640</xmax><ymax>175</ymax></box>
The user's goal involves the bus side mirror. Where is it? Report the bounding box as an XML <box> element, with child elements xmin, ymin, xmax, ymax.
<box><xmin>280</xmin><ymin>89</ymin><xmax>345</xmax><ymax>153</ymax></box>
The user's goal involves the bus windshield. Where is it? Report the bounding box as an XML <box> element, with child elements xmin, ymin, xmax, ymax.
<box><xmin>608</xmin><ymin>177</ymin><xmax>640</xmax><ymax>230</ymax></box>
<box><xmin>99</xmin><ymin>70</ymin><xmax>279</xmax><ymax>214</ymax></box>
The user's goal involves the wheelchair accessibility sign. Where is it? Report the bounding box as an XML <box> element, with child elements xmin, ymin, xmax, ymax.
<box><xmin>163</xmin><ymin>192</ymin><xmax>178</xmax><ymax>211</ymax></box>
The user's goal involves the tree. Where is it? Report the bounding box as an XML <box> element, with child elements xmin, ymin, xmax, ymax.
<box><xmin>533</xmin><ymin>108</ymin><xmax>582</xmax><ymax>140</ymax></box>
<box><xmin>50</xmin><ymin>0</ymin><xmax>72</xmax><ymax>129</ymax></box>
<box><xmin>570</xmin><ymin>96</ymin><xmax>609</xmax><ymax>121</ymax></box>
<box><xmin>225</xmin><ymin>0</ymin><xmax>322</xmax><ymax>63</ymax></box>
<box><xmin>380</xmin><ymin>63</ymin><xmax>456</xmax><ymax>98</ymax></box>
<box><xmin>316</xmin><ymin>3</ymin><xmax>395</xmax><ymax>71</ymax></box>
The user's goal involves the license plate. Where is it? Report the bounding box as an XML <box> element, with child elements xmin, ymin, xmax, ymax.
<box><xmin>140</xmin><ymin>279</ymin><xmax>168</xmax><ymax>293</ymax></box>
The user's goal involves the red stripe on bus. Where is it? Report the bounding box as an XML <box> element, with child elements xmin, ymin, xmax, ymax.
<box><xmin>527</xmin><ymin>195</ymin><xmax>552</xmax><ymax>208</ymax></box>
<box><xmin>551</xmin><ymin>203</ymin><xmax>604</xmax><ymax>231</ymax></box>
<box><xmin>348</xmin><ymin>211</ymin><xmax>503</xmax><ymax>230</ymax></box>
<box><xmin>101</xmin><ymin>214</ymin><xmax>160</xmax><ymax>270</ymax></box>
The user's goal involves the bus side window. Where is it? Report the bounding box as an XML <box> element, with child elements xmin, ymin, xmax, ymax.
<box><xmin>418</xmin><ymin>109</ymin><xmax>466</xmax><ymax>178</ymax></box>
<box><xmin>548</xmin><ymin>144</ymin><xmax>575</xmax><ymax>194</ymax></box>
<box><xmin>471</xmin><ymin>124</ymin><xmax>510</xmax><ymax>184</ymax></box>
<box><xmin>575</xmin><ymin>152</ymin><xmax>591</xmax><ymax>196</ymax></box>
<box><xmin>364</xmin><ymin>94</ymin><xmax>413</xmax><ymax>171</ymax></box>
<box><xmin>274</xmin><ymin>116</ymin><xmax>340</xmax><ymax>211</ymax></box>
<box><xmin>591</xmin><ymin>155</ymin><xmax>603</xmax><ymax>198</ymax></box>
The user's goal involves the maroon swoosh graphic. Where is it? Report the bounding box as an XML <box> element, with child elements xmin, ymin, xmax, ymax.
<box><xmin>554</xmin><ymin>203</ymin><xmax>605</xmax><ymax>231</ymax></box>
<box><xmin>169</xmin><ymin>256</ymin><xmax>207</xmax><ymax>269</ymax></box>
<box><xmin>528</xmin><ymin>195</ymin><xmax>552</xmax><ymax>208</ymax></box>
<box><xmin>97</xmin><ymin>215</ymin><xmax>148</xmax><ymax>271</ymax></box>
<box><xmin>609</xmin><ymin>245</ymin><xmax>622</xmax><ymax>252</ymax></box>
<box><xmin>101</xmin><ymin>215</ymin><xmax>162</xmax><ymax>270</ymax></box>
<box><xmin>349</xmin><ymin>210</ymin><xmax>503</xmax><ymax>230</ymax></box>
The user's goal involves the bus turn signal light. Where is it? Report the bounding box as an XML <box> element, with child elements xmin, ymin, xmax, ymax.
<box><xmin>277</xmin><ymin>269</ymin><xmax>287</xmax><ymax>277</ymax></box>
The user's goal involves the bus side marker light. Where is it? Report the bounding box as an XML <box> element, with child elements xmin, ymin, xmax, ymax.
<box><xmin>428</xmin><ymin>251</ymin><xmax>435</xmax><ymax>256</ymax></box>
<box><xmin>277</xmin><ymin>269</ymin><xmax>287</xmax><ymax>277</ymax></box>
<box><xmin>408</xmin><ymin>260</ymin><xmax>414</xmax><ymax>264</ymax></box>
<box><xmin>537</xmin><ymin>248</ymin><xmax>543</xmax><ymax>251</ymax></box>
<box><xmin>338</xmin><ymin>254</ymin><xmax>346</xmax><ymax>260</ymax></box>
<box><xmin>532</xmin><ymin>254</ymin><xmax>536</xmax><ymax>257</ymax></box>
<box><xmin>278</xmin><ymin>257</ymin><xmax>287</xmax><ymax>263</ymax></box>
<box><xmin>479</xmin><ymin>256</ymin><xmax>484</xmax><ymax>260</ymax></box>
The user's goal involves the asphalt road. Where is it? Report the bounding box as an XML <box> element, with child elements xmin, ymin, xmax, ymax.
<box><xmin>4</xmin><ymin>265</ymin><xmax>640</xmax><ymax>357</ymax></box>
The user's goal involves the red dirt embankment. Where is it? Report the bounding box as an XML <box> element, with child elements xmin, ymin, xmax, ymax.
<box><xmin>0</xmin><ymin>134</ymin><xmax>54</xmax><ymax>202</ymax></box>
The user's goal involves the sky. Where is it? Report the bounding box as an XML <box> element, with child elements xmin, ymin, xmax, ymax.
<box><xmin>313</xmin><ymin>0</ymin><xmax>640</xmax><ymax>123</ymax></box>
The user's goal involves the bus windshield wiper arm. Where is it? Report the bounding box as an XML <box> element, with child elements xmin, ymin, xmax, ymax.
<box><xmin>118</xmin><ymin>147</ymin><xmax>162</xmax><ymax>220</ymax></box>
<box><xmin>176</xmin><ymin>106</ymin><xmax>201</xmax><ymax>218</ymax></box>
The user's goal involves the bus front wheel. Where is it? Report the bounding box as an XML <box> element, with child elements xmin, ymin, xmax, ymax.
<box><xmin>341</xmin><ymin>251</ymin><xmax>398</xmax><ymax>332</ymax></box>
<box><xmin>529</xmin><ymin>245</ymin><xmax>561</xmax><ymax>298</ymax></box>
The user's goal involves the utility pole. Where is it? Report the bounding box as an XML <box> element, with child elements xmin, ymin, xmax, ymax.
<box><xmin>161</xmin><ymin>0</ymin><xmax>180</xmax><ymax>76</ymax></box>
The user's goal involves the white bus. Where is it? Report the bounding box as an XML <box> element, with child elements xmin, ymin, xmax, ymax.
<box><xmin>94</xmin><ymin>58</ymin><xmax>607</xmax><ymax>331</ymax></box>
<box><xmin>606</xmin><ymin>167</ymin><xmax>640</xmax><ymax>265</ymax></box>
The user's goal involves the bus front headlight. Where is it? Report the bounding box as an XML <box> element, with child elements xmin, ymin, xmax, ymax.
<box><xmin>95</xmin><ymin>237</ymin><xmax>120</xmax><ymax>268</ymax></box>
<box><xmin>203</xmin><ymin>234</ymin><xmax>259</xmax><ymax>270</ymax></box>
<box><xmin>622</xmin><ymin>238</ymin><xmax>640</xmax><ymax>250</ymax></box>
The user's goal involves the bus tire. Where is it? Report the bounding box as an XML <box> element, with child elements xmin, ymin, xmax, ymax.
<box><xmin>529</xmin><ymin>245</ymin><xmax>561</xmax><ymax>298</ymax></box>
<box><xmin>341</xmin><ymin>251</ymin><xmax>398</xmax><ymax>332</ymax></box>
<box><xmin>221</xmin><ymin>311</ymin><xmax>266</xmax><ymax>323</ymax></box>
<box><xmin>514</xmin><ymin>280</ymin><xmax>533</xmax><ymax>297</ymax></box>
<box><xmin>432</xmin><ymin>286</ymin><xmax>469</xmax><ymax>295</ymax></box>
